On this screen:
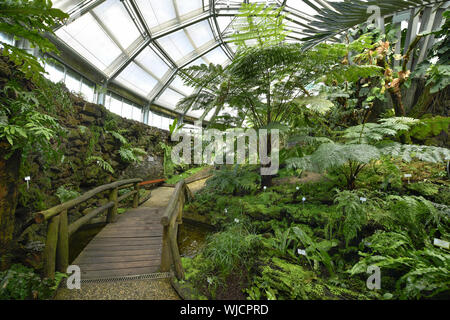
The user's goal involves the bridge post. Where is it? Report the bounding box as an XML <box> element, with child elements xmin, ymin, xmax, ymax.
<box><xmin>43</xmin><ymin>215</ymin><xmax>60</xmax><ymax>278</ymax></box>
<box><xmin>160</xmin><ymin>225</ymin><xmax>172</xmax><ymax>272</ymax></box>
<box><xmin>56</xmin><ymin>209</ymin><xmax>69</xmax><ymax>273</ymax></box>
<box><xmin>133</xmin><ymin>182</ymin><xmax>140</xmax><ymax>208</ymax></box>
<box><xmin>107</xmin><ymin>187</ymin><xmax>118</xmax><ymax>223</ymax></box>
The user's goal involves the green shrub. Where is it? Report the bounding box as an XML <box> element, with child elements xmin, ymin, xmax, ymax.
<box><xmin>205</xmin><ymin>165</ymin><xmax>261</xmax><ymax>195</ymax></box>
<box><xmin>350</xmin><ymin>231</ymin><xmax>450</xmax><ymax>299</ymax></box>
<box><xmin>0</xmin><ymin>264</ymin><xmax>66</xmax><ymax>300</ymax></box>
<box><xmin>55</xmin><ymin>185</ymin><xmax>80</xmax><ymax>204</ymax></box>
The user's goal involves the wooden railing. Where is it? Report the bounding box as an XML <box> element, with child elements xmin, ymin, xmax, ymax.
<box><xmin>34</xmin><ymin>178</ymin><xmax>142</xmax><ymax>278</ymax></box>
<box><xmin>160</xmin><ymin>179</ymin><xmax>193</xmax><ymax>280</ymax></box>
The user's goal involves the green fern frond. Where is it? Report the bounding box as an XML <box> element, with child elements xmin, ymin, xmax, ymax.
<box><xmin>86</xmin><ymin>156</ymin><xmax>114</xmax><ymax>174</ymax></box>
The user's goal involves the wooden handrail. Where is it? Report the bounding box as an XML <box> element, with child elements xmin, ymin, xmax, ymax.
<box><xmin>34</xmin><ymin>178</ymin><xmax>142</xmax><ymax>223</ymax></box>
<box><xmin>36</xmin><ymin>178</ymin><xmax>142</xmax><ymax>278</ymax></box>
<box><xmin>160</xmin><ymin>179</ymin><xmax>192</xmax><ymax>280</ymax></box>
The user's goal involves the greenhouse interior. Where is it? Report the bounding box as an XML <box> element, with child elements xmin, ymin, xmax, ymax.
<box><xmin>0</xmin><ymin>0</ymin><xmax>449</xmax><ymax>304</ymax></box>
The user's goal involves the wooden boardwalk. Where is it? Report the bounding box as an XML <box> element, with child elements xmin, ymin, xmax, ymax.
<box><xmin>73</xmin><ymin>207</ymin><xmax>164</xmax><ymax>280</ymax></box>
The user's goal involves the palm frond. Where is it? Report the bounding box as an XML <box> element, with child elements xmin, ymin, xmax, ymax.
<box><xmin>301</xmin><ymin>0</ymin><xmax>447</xmax><ymax>48</ymax></box>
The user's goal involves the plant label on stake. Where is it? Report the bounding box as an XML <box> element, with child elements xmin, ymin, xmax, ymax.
<box><xmin>302</xmin><ymin>197</ymin><xmax>306</xmax><ymax>208</ymax></box>
<box><xmin>297</xmin><ymin>249</ymin><xmax>307</xmax><ymax>256</ymax></box>
<box><xmin>24</xmin><ymin>176</ymin><xmax>31</xmax><ymax>189</ymax></box>
<box><xmin>433</xmin><ymin>238</ymin><xmax>450</xmax><ymax>250</ymax></box>
<box><xmin>404</xmin><ymin>174</ymin><xmax>412</xmax><ymax>184</ymax></box>
<box><xmin>360</xmin><ymin>197</ymin><xmax>367</xmax><ymax>203</ymax></box>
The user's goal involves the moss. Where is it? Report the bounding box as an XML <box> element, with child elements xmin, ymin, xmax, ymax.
<box><xmin>410</xmin><ymin>116</ymin><xmax>449</xmax><ymax>145</ymax></box>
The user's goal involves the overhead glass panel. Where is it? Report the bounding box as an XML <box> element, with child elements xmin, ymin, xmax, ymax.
<box><xmin>53</xmin><ymin>0</ymin><xmax>84</xmax><ymax>13</ymax></box>
<box><xmin>135</xmin><ymin>0</ymin><xmax>176</xmax><ymax>29</ymax></box>
<box><xmin>51</xmin><ymin>0</ymin><xmax>328</xmax><ymax>120</ymax></box>
<box><xmin>175</xmin><ymin>0</ymin><xmax>203</xmax><ymax>17</ymax></box>
<box><xmin>184</xmin><ymin>56</ymin><xmax>209</xmax><ymax>68</ymax></box>
<box><xmin>186</xmin><ymin>109</ymin><xmax>205</xmax><ymax>119</ymax></box>
<box><xmin>170</xmin><ymin>75</ymin><xmax>195</xmax><ymax>96</ymax></box>
<box><xmin>92</xmin><ymin>0</ymin><xmax>141</xmax><ymax>49</ymax></box>
<box><xmin>203</xmin><ymin>47</ymin><xmax>229</xmax><ymax>65</ymax></box>
<box><xmin>116</xmin><ymin>62</ymin><xmax>158</xmax><ymax>96</ymax></box>
<box><xmin>287</xmin><ymin>0</ymin><xmax>320</xmax><ymax>17</ymax></box>
<box><xmin>157</xmin><ymin>88</ymin><xmax>185</xmax><ymax>108</ymax></box>
<box><xmin>186</xmin><ymin>21</ymin><xmax>215</xmax><ymax>48</ymax></box>
<box><xmin>157</xmin><ymin>30</ymin><xmax>195</xmax><ymax>64</ymax></box>
<box><xmin>135</xmin><ymin>47</ymin><xmax>170</xmax><ymax>80</ymax></box>
<box><xmin>217</xmin><ymin>16</ymin><xmax>233</xmax><ymax>33</ymax></box>
<box><xmin>56</xmin><ymin>13</ymin><xmax>122</xmax><ymax>70</ymax></box>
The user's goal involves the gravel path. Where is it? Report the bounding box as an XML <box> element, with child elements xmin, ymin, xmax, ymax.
<box><xmin>54</xmin><ymin>278</ymin><xmax>180</xmax><ymax>300</ymax></box>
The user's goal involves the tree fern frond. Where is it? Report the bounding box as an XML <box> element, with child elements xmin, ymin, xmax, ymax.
<box><xmin>379</xmin><ymin>142</ymin><xmax>450</xmax><ymax>163</ymax></box>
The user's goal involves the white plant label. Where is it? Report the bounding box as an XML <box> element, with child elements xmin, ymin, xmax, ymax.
<box><xmin>360</xmin><ymin>197</ymin><xmax>367</xmax><ymax>203</ymax></box>
<box><xmin>302</xmin><ymin>197</ymin><xmax>306</xmax><ymax>202</ymax></box>
<box><xmin>433</xmin><ymin>238</ymin><xmax>449</xmax><ymax>249</ymax></box>
<box><xmin>297</xmin><ymin>249</ymin><xmax>307</xmax><ymax>256</ymax></box>
<box><xmin>24</xmin><ymin>176</ymin><xmax>30</xmax><ymax>189</ymax></box>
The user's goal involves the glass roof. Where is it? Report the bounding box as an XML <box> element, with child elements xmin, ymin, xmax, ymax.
<box><xmin>52</xmin><ymin>0</ymin><xmax>340</xmax><ymax>120</ymax></box>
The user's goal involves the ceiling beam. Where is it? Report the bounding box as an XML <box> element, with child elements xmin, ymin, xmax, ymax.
<box><xmin>54</xmin><ymin>0</ymin><xmax>106</xmax><ymax>31</ymax></box>
<box><xmin>108</xmin><ymin>9</ymin><xmax>212</xmax><ymax>80</ymax></box>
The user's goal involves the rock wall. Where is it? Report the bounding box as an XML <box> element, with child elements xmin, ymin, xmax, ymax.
<box><xmin>15</xmin><ymin>89</ymin><xmax>170</xmax><ymax>263</ymax></box>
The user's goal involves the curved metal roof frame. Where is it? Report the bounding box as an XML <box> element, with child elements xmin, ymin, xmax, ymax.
<box><xmin>51</xmin><ymin>0</ymin><xmax>341</xmax><ymax>119</ymax></box>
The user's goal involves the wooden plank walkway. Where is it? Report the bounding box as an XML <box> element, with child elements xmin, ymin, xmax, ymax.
<box><xmin>73</xmin><ymin>207</ymin><xmax>164</xmax><ymax>280</ymax></box>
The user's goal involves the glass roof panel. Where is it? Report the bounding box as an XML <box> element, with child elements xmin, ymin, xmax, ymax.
<box><xmin>53</xmin><ymin>0</ymin><xmax>83</xmax><ymax>13</ymax></box>
<box><xmin>186</xmin><ymin>21</ymin><xmax>215</xmax><ymax>48</ymax></box>
<box><xmin>287</xmin><ymin>0</ymin><xmax>321</xmax><ymax>16</ymax></box>
<box><xmin>92</xmin><ymin>0</ymin><xmax>141</xmax><ymax>49</ymax></box>
<box><xmin>203</xmin><ymin>47</ymin><xmax>229</xmax><ymax>65</ymax></box>
<box><xmin>116</xmin><ymin>62</ymin><xmax>158</xmax><ymax>96</ymax></box>
<box><xmin>186</xmin><ymin>108</ymin><xmax>205</xmax><ymax>119</ymax></box>
<box><xmin>156</xmin><ymin>88</ymin><xmax>185</xmax><ymax>108</ymax></box>
<box><xmin>134</xmin><ymin>47</ymin><xmax>170</xmax><ymax>80</ymax></box>
<box><xmin>52</xmin><ymin>0</ymin><xmax>328</xmax><ymax>118</ymax></box>
<box><xmin>170</xmin><ymin>75</ymin><xmax>196</xmax><ymax>96</ymax></box>
<box><xmin>55</xmin><ymin>13</ymin><xmax>122</xmax><ymax>70</ymax></box>
<box><xmin>175</xmin><ymin>0</ymin><xmax>203</xmax><ymax>17</ymax></box>
<box><xmin>157</xmin><ymin>30</ymin><xmax>195</xmax><ymax>64</ymax></box>
<box><xmin>135</xmin><ymin>0</ymin><xmax>177</xmax><ymax>29</ymax></box>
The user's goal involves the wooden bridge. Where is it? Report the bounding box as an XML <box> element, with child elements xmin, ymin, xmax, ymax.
<box><xmin>34</xmin><ymin>178</ymin><xmax>193</xmax><ymax>281</ymax></box>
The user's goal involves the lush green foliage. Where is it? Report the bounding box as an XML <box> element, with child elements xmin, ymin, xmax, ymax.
<box><xmin>55</xmin><ymin>185</ymin><xmax>80</xmax><ymax>203</ymax></box>
<box><xmin>0</xmin><ymin>0</ymin><xmax>68</xmax><ymax>82</ymax></box>
<box><xmin>0</xmin><ymin>264</ymin><xmax>66</xmax><ymax>300</ymax></box>
<box><xmin>204</xmin><ymin>165</ymin><xmax>261</xmax><ymax>195</ymax></box>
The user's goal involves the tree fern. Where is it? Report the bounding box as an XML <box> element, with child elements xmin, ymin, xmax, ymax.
<box><xmin>342</xmin><ymin>117</ymin><xmax>420</xmax><ymax>144</ymax></box>
<box><xmin>379</xmin><ymin>142</ymin><xmax>450</xmax><ymax>163</ymax></box>
<box><xmin>205</xmin><ymin>165</ymin><xmax>261</xmax><ymax>195</ymax></box>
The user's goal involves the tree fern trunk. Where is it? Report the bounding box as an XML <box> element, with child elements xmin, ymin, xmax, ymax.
<box><xmin>261</xmin><ymin>132</ymin><xmax>273</xmax><ymax>188</ymax></box>
<box><xmin>0</xmin><ymin>141</ymin><xmax>21</xmax><ymax>270</ymax></box>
